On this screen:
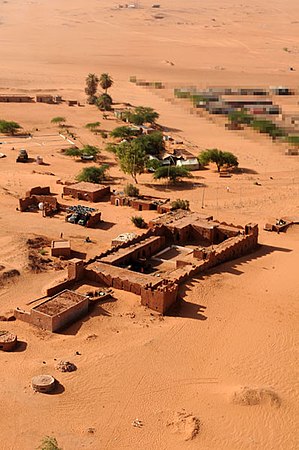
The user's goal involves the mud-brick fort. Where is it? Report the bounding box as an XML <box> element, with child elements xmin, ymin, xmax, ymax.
<box><xmin>38</xmin><ymin>211</ymin><xmax>258</xmax><ymax>317</ymax></box>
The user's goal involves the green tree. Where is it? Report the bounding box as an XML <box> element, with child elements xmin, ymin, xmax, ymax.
<box><xmin>286</xmin><ymin>135</ymin><xmax>299</xmax><ymax>148</ymax></box>
<box><xmin>124</xmin><ymin>183</ymin><xmax>140</xmax><ymax>197</ymax></box>
<box><xmin>51</xmin><ymin>117</ymin><xmax>66</xmax><ymax>127</ymax></box>
<box><xmin>171</xmin><ymin>199</ymin><xmax>190</xmax><ymax>210</ymax></box>
<box><xmin>85</xmin><ymin>73</ymin><xmax>99</xmax><ymax>104</ymax></box>
<box><xmin>198</xmin><ymin>148</ymin><xmax>238</xmax><ymax>172</ymax></box>
<box><xmin>110</xmin><ymin>126</ymin><xmax>140</xmax><ymax>140</ymax></box>
<box><xmin>124</xmin><ymin>106</ymin><xmax>159</xmax><ymax>125</ymax></box>
<box><xmin>99</xmin><ymin>73</ymin><xmax>113</xmax><ymax>93</ymax></box>
<box><xmin>85</xmin><ymin>122</ymin><xmax>101</xmax><ymax>132</ymax></box>
<box><xmin>96</xmin><ymin>94</ymin><xmax>113</xmax><ymax>111</ymax></box>
<box><xmin>135</xmin><ymin>132</ymin><xmax>164</xmax><ymax>155</ymax></box>
<box><xmin>0</xmin><ymin>120</ymin><xmax>22</xmax><ymax>135</ymax></box>
<box><xmin>65</xmin><ymin>145</ymin><xmax>100</xmax><ymax>159</ymax></box>
<box><xmin>153</xmin><ymin>165</ymin><xmax>191</xmax><ymax>183</ymax></box>
<box><xmin>116</xmin><ymin>140</ymin><xmax>147</xmax><ymax>183</ymax></box>
<box><xmin>37</xmin><ymin>436</ymin><xmax>61</xmax><ymax>450</ymax></box>
<box><xmin>228</xmin><ymin>110</ymin><xmax>253</xmax><ymax>127</ymax></box>
<box><xmin>250</xmin><ymin>119</ymin><xmax>285</xmax><ymax>139</ymax></box>
<box><xmin>76</xmin><ymin>165</ymin><xmax>109</xmax><ymax>183</ymax></box>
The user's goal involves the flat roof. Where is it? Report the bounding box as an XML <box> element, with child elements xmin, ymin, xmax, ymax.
<box><xmin>33</xmin><ymin>290</ymin><xmax>87</xmax><ymax>317</ymax></box>
<box><xmin>52</xmin><ymin>240</ymin><xmax>71</xmax><ymax>249</ymax></box>
<box><xmin>66</xmin><ymin>182</ymin><xmax>108</xmax><ymax>193</ymax></box>
<box><xmin>100</xmin><ymin>235</ymin><xmax>162</xmax><ymax>264</ymax></box>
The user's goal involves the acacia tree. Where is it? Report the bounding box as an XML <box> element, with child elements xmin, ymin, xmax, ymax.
<box><xmin>198</xmin><ymin>148</ymin><xmax>238</xmax><ymax>172</ymax></box>
<box><xmin>116</xmin><ymin>140</ymin><xmax>147</xmax><ymax>183</ymax></box>
<box><xmin>110</xmin><ymin>126</ymin><xmax>140</xmax><ymax>140</ymax></box>
<box><xmin>124</xmin><ymin>106</ymin><xmax>159</xmax><ymax>125</ymax></box>
<box><xmin>85</xmin><ymin>73</ymin><xmax>99</xmax><ymax>104</ymax></box>
<box><xmin>65</xmin><ymin>145</ymin><xmax>100</xmax><ymax>159</ymax></box>
<box><xmin>99</xmin><ymin>73</ymin><xmax>113</xmax><ymax>93</ymax></box>
<box><xmin>153</xmin><ymin>166</ymin><xmax>191</xmax><ymax>183</ymax></box>
<box><xmin>85</xmin><ymin>122</ymin><xmax>101</xmax><ymax>132</ymax></box>
<box><xmin>76</xmin><ymin>165</ymin><xmax>109</xmax><ymax>183</ymax></box>
<box><xmin>51</xmin><ymin>116</ymin><xmax>66</xmax><ymax>127</ymax></box>
<box><xmin>0</xmin><ymin>120</ymin><xmax>22</xmax><ymax>135</ymax></box>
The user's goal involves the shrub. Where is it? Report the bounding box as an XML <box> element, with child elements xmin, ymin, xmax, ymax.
<box><xmin>198</xmin><ymin>149</ymin><xmax>238</xmax><ymax>172</ymax></box>
<box><xmin>0</xmin><ymin>120</ymin><xmax>22</xmax><ymax>135</ymax></box>
<box><xmin>76</xmin><ymin>165</ymin><xmax>109</xmax><ymax>183</ymax></box>
<box><xmin>124</xmin><ymin>183</ymin><xmax>139</xmax><ymax>197</ymax></box>
<box><xmin>131</xmin><ymin>216</ymin><xmax>147</xmax><ymax>228</ymax></box>
<box><xmin>171</xmin><ymin>199</ymin><xmax>190</xmax><ymax>211</ymax></box>
<box><xmin>51</xmin><ymin>117</ymin><xmax>66</xmax><ymax>126</ymax></box>
<box><xmin>37</xmin><ymin>436</ymin><xmax>61</xmax><ymax>450</ymax></box>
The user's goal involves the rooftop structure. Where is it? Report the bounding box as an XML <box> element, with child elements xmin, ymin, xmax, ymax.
<box><xmin>51</xmin><ymin>240</ymin><xmax>71</xmax><ymax>258</ymax></box>
<box><xmin>63</xmin><ymin>182</ymin><xmax>110</xmax><ymax>203</ymax></box>
<box><xmin>15</xmin><ymin>290</ymin><xmax>89</xmax><ymax>332</ymax></box>
<box><xmin>0</xmin><ymin>331</ymin><xmax>17</xmax><ymax>351</ymax></box>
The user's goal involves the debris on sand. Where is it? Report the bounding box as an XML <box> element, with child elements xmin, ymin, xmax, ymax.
<box><xmin>132</xmin><ymin>418</ymin><xmax>143</xmax><ymax>428</ymax></box>
<box><xmin>55</xmin><ymin>360</ymin><xmax>77</xmax><ymax>373</ymax></box>
<box><xmin>0</xmin><ymin>268</ymin><xmax>20</xmax><ymax>287</ymax></box>
<box><xmin>167</xmin><ymin>409</ymin><xmax>200</xmax><ymax>441</ymax></box>
<box><xmin>232</xmin><ymin>386</ymin><xmax>281</xmax><ymax>407</ymax></box>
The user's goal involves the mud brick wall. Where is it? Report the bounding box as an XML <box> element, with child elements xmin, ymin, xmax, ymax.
<box><xmin>141</xmin><ymin>282</ymin><xmax>179</xmax><ymax>313</ymax></box>
<box><xmin>26</xmin><ymin>186</ymin><xmax>51</xmax><ymax>197</ymax></box>
<box><xmin>86</xmin><ymin>212</ymin><xmax>101</xmax><ymax>228</ymax></box>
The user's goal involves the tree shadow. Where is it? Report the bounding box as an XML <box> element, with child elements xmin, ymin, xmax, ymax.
<box><xmin>161</xmin><ymin>126</ymin><xmax>183</xmax><ymax>133</ymax></box>
<box><xmin>144</xmin><ymin>180</ymin><xmax>206</xmax><ymax>192</ymax></box>
<box><xmin>234</xmin><ymin>167</ymin><xmax>258</xmax><ymax>175</ymax></box>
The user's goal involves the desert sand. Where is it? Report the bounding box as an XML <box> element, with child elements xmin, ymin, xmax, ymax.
<box><xmin>0</xmin><ymin>1</ymin><xmax>298</xmax><ymax>449</ymax></box>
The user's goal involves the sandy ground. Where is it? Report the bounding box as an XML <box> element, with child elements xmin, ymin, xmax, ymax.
<box><xmin>0</xmin><ymin>1</ymin><xmax>298</xmax><ymax>449</ymax></box>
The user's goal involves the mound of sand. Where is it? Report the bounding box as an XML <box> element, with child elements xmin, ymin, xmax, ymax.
<box><xmin>232</xmin><ymin>387</ymin><xmax>281</xmax><ymax>407</ymax></box>
<box><xmin>167</xmin><ymin>409</ymin><xmax>201</xmax><ymax>441</ymax></box>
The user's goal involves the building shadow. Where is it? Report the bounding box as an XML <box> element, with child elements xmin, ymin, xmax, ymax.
<box><xmin>71</xmin><ymin>250</ymin><xmax>87</xmax><ymax>260</ymax></box>
<box><xmin>59</xmin><ymin>299</ymin><xmax>116</xmax><ymax>336</ymax></box>
<box><xmin>15</xmin><ymin>340</ymin><xmax>28</xmax><ymax>352</ymax></box>
<box><xmin>95</xmin><ymin>221</ymin><xmax>116</xmax><ymax>231</ymax></box>
<box><xmin>171</xmin><ymin>243</ymin><xmax>292</xmax><ymax>320</ymax></box>
<box><xmin>144</xmin><ymin>180</ymin><xmax>206</xmax><ymax>192</ymax></box>
<box><xmin>169</xmin><ymin>297</ymin><xmax>207</xmax><ymax>320</ymax></box>
<box><xmin>48</xmin><ymin>381</ymin><xmax>65</xmax><ymax>395</ymax></box>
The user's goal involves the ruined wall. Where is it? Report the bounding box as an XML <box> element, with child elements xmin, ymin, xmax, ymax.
<box><xmin>19</xmin><ymin>195</ymin><xmax>58</xmax><ymax>212</ymax></box>
<box><xmin>26</xmin><ymin>186</ymin><xmax>51</xmax><ymax>197</ymax></box>
<box><xmin>51</xmin><ymin>299</ymin><xmax>89</xmax><ymax>332</ymax></box>
<box><xmin>86</xmin><ymin>212</ymin><xmax>102</xmax><ymax>228</ymax></box>
<box><xmin>46</xmin><ymin>280</ymin><xmax>75</xmax><ymax>297</ymax></box>
<box><xmin>64</xmin><ymin>186</ymin><xmax>110</xmax><ymax>202</ymax></box>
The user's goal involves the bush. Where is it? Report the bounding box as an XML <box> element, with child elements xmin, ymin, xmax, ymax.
<box><xmin>131</xmin><ymin>216</ymin><xmax>147</xmax><ymax>228</ymax></box>
<box><xmin>65</xmin><ymin>145</ymin><xmax>100</xmax><ymax>159</ymax></box>
<box><xmin>171</xmin><ymin>199</ymin><xmax>190</xmax><ymax>211</ymax></box>
<box><xmin>124</xmin><ymin>106</ymin><xmax>159</xmax><ymax>125</ymax></box>
<box><xmin>76</xmin><ymin>165</ymin><xmax>109</xmax><ymax>183</ymax></box>
<box><xmin>96</xmin><ymin>93</ymin><xmax>112</xmax><ymax>111</ymax></box>
<box><xmin>37</xmin><ymin>436</ymin><xmax>61</xmax><ymax>450</ymax></box>
<box><xmin>198</xmin><ymin>148</ymin><xmax>238</xmax><ymax>172</ymax></box>
<box><xmin>0</xmin><ymin>120</ymin><xmax>22</xmax><ymax>135</ymax></box>
<box><xmin>124</xmin><ymin>183</ymin><xmax>139</xmax><ymax>197</ymax></box>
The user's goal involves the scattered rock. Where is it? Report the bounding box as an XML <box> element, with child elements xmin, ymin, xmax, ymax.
<box><xmin>167</xmin><ymin>410</ymin><xmax>200</xmax><ymax>441</ymax></box>
<box><xmin>232</xmin><ymin>386</ymin><xmax>281</xmax><ymax>407</ymax></box>
<box><xmin>56</xmin><ymin>360</ymin><xmax>77</xmax><ymax>373</ymax></box>
<box><xmin>132</xmin><ymin>418</ymin><xmax>143</xmax><ymax>428</ymax></box>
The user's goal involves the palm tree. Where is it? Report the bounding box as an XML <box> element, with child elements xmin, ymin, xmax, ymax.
<box><xmin>99</xmin><ymin>73</ymin><xmax>113</xmax><ymax>94</ymax></box>
<box><xmin>85</xmin><ymin>73</ymin><xmax>99</xmax><ymax>104</ymax></box>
